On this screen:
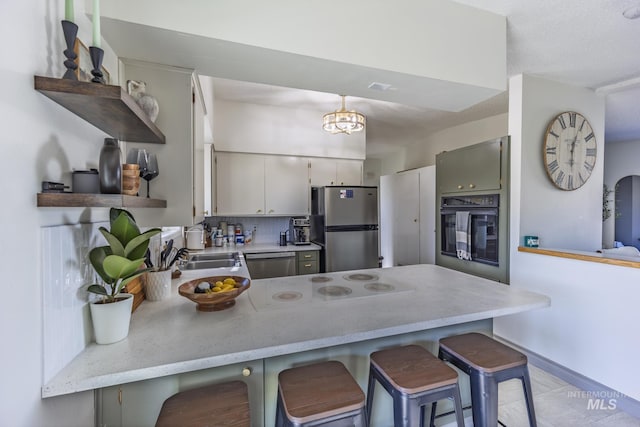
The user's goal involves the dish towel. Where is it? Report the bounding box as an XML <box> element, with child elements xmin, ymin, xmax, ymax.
<box><xmin>456</xmin><ymin>211</ymin><xmax>472</xmax><ymax>260</ymax></box>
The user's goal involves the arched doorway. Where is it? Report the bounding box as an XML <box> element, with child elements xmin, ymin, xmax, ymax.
<box><xmin>614</xmin><ymin>175</ymin><xmax>640</xmax><ymax>250</ymax></box>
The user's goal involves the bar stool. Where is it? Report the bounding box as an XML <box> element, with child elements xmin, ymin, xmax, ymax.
<box><xmin>435</xmin><ymin>332</ymin><xmax>537</xmax><ymax>427</ymax></box>
<box><xmin>155</xmin><ymin>380</ymin><xmax>250</xmax><ymax>427</ymax></box>
<box><xmin>275</xmin><ymin>360</ymin><xmax>366</xmax><ymax>427</ymax></box>
<box><xmin>366</xmin><ymin>345</ymin><xmax>465</xmax><ymax>427</ymax></box>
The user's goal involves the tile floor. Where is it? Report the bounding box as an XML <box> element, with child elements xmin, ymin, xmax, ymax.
<box><xmin>440</xmin><ymin>364</ymin><xmax>640</xmax><ymax>426</ymax></box>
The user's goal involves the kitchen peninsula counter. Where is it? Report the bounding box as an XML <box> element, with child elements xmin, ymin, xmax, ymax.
<box><xmin>42</xmin><ymin>264</ymin><xmax>549</xmax><ymax>398</ymax></box>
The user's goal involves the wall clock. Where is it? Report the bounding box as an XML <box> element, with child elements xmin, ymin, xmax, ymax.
<box><xmin>543</xmin><ymin>111</ymin><xmax>596</xmax><ymax>191</ymax></box>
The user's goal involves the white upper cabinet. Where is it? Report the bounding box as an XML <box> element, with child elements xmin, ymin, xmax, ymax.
<box><xmin>215</xmin><ymin>153</ymin><xmax>309</xmax><ymax>216</ymax></box>
<box><xmin>216</xmin><ymin>153</ymin><xmax>265</xmax><ymax>215</ymax></box>
<box><xmin>309</xmin><ymin>158</ymin><xmax>362</xmax><ymax>186</ymax></box>
<box><xmin>336</xmin><ymin>160</ymin><xmax>363</xmax><ymax>186</ymax></box>
<box><xmin>265</xmin><ymin>156</ymin><xmax>309</xmax><ymax>215</ymax></box>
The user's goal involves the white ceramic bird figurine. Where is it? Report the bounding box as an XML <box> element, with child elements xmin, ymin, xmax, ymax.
<box><xmin>127</xmin><ymin>80</ymin><xmax>159</xmax><ymax>122</ymax></box>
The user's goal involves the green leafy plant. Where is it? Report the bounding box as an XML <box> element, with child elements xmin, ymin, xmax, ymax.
<box><xmin>88</xmin><ymin>208</ymin><xmax>161</xmax><ymax>303</ymax></box>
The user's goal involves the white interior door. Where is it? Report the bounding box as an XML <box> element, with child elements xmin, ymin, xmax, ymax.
<box><xmin>393</xmin><ymin>171</ymin><xmax>420</xmax><ymax>266</ymax></box>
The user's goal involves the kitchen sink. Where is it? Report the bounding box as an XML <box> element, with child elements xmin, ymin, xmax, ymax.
<box><xmin>183</xmin><ymin>259</ymin><xmax>240</xmax><ymax>270</ymax></box>
<box><xmin>188</xmin><ymin>252</ymin><xmax>240</xmax><ymax>262</ymax></box>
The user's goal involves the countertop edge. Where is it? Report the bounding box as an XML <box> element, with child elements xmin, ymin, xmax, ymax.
<box><xmin>41</xmin><ymin>296</ymin><xmax>550</xmax><ymax>398</ymax></box>
<box><xmin>518</xmin><ymin>246</ymin><xmax>640</xmax><ymax>269</ymax></box>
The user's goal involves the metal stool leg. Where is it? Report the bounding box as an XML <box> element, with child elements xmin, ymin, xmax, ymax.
<box><xmin>470</xmin><ymin>373</ymin><xmax>498</xmax><ymax>427</ymax></box>
<box><xmin>275</xmin><ymin>390</ymin><xmax>286</xmax><ymax>427</ymax></box>
<box><xmin>451</xmin><ymin>383</ymin><xmax>465</xmax><ymax>427</ymax></box>
<box><xmin>366</xmin><ymin>368</ymin><xmax>376</xmax><ymax>426</ymax></box>
<box><xmin>394</xmin><ymin>395</ymin><xmax>422</xmax><ymax>427</ymax></box>
<box><xmin>521</xmin><ymin>369</ymin><xmax>538</xmax><ymax>427</ymax></box>
<box><xmin>429</xmin><ymin>401</ymin><xmax>437</xmax><ymax>427</ymax></box>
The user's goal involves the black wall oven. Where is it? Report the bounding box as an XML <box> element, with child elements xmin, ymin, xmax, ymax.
<box><xmin>440</xmin><ymin>194</ymin><xmax>499</xmax><ymax>266</ymax></box>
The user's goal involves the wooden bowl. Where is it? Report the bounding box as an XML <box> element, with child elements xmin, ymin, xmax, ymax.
<box><xmin>122</xmin><ymin>163</ymin><xmax>140</xmax><ymax>170</ymax></box>
<box><xmin>122</xmin><ymin>169</ymin><xmax>140</xmax><ymax>177</ymax></box>
<box><xmin>122</xmin><ymin>175</ymin><xmax>140</xmax><ymax>195</ymax></box>
<box><xmin>178</xmin><ymin>276</ymin><xmax>251</xmax><ymax>311</ymax></box>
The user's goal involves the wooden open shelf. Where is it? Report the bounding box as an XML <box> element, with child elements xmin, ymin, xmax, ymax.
<box><xmin>37</xmin><ymin>193</ymin><xmax>166</xmax><ymax>208</ymax></box>
<box><xmin>34</xmin><ymin>76</ymin><xmax>165</xmax><ymax>144</ymax></box>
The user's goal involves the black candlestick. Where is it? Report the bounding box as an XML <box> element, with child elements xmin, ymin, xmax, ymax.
<box><xmin>89</xmin><ymin>46</ymin><xmax>106</xmax><ymax>84</ymax></box>
<box><xmin>61</xmin><ymin>20</ymin><xmax>78</xmax><ymax>80</ymax></box>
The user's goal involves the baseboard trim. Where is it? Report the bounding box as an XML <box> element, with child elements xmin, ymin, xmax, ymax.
<box><xmin>494</xmin><ymin>335</ymin><xmax>640</xmax><ymax>419</ymax></box>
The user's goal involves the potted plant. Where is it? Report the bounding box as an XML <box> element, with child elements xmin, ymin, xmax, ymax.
<box><xmin>88</xmin><ymin>208</ymin><xmax>161</xmax><ymax>344</ymax></box>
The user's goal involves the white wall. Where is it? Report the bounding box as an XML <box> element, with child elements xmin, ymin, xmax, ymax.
<box><xmin>512</xmin><ymin>75</ymin><xmax>604</xmax><ymax>250</ymax></box>
<box><xmin>603</xmin><ymin>139</ymin><xmax>640</xmax><ymax>247</ymax></box>
<box><xmin>99</xmin><ymin>0</ymin><xmax>506</xmax><ymax>110</ymax></box>
<box><xmin>495</xmin><ymin>75</ymin><xmax>640</xmax><ymax>402</ymax></box>
<box><xmin>213</xmin><ymin>99</ymin><xmax>366</xmax><ymax>159</ymax></box>
<box><xmin>388</xmin><ymin>113</ymin><xmax>508</xmax><ymax>171</ymax></box>
<box><xmin>1</xmin><ymin>1</ymin><xmax>119</xmax><ymax>425</ymax></box>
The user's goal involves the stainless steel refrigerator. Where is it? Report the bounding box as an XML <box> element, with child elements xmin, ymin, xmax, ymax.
<box><xmin>311</xmin><ymin>186</ymin><xmax>379</xmax><ymax>272</ymax></box>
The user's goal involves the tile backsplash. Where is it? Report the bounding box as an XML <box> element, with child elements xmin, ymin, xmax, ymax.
<box><xmin>41</xmin><ymin>222</ymin><xmax>176</xmax><ymax>384</ymax></box>
<box><xmin>41</xmin><ymin>222</ymin><xmax>106</xmax><ymax>384</ymax></box>
<box><xmin>205</xmin><ymin>216</ymin><xmax>292</xmax><ymax>245</ymax></box>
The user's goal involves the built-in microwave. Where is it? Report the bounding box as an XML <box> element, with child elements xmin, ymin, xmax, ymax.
<box><xmin>440</xmin><ymin>194</ymin><xmax>499</xmax><ymax>266</ymax></box>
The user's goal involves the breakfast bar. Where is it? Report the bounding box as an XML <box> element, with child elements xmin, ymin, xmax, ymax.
<box><xmin>42</xmin><ymin>264</ymin><xmax>549</xmax><ymax>426</ymax></box>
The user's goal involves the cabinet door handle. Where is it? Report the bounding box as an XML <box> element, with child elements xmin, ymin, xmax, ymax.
<box><xmin>304</xmin><ymin>264</ymin><xmax>312</xmax><ymax>268</ymax></box>
<box><xmin>268</xmin><ymin>209</ymin><xmax>274</xmax><ymax>213</ymax></box>
<box><xmin>469</xmin><ymin>184</ymin><xmax>476</xmax><ymax>189</ymax></box>
<box><xmin>457</xmin><ymin>185</ymin><xmax>464</xmax><ymax>189</ymax></box>
<box><xmin>304</xmin><ymin>255</ymin><xmax>312</xmax><ymax>258</ymax></box>
<box><xmin>256</xmin><ymin>209</ymin><xmax>262</xmax><ymax>213</ymax></box>
<box><xmin>242</xmin><ymin>367</ymin><xmax>252</xmax><ymax>377</ymax></box>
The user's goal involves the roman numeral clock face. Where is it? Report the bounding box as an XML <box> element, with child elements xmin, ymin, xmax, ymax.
<box><xmin>543</xmin><ymin>111</ymin><xmax>596</xmax><ymax>190</ymax></box>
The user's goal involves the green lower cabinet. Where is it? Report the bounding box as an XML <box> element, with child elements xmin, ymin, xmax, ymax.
<box><xmin>296</xmin><ymin>250</ymin><xmax>319</xmax><ymax>275</ymax></box>
<box><xmin>97</xmin><ymin>360</ymin><xmax>264</xmax><ymax>427</ymax></box>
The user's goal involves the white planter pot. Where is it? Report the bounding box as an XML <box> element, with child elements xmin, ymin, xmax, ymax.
<box><xmin>145</xmin><ymin>270</ymin><xmax>172</xmax><ymax>301</ymax></box>
<box><xmin>89</xmin><ymin>293</ymin><xmax>133</xmax><ymax>345</ymax></box>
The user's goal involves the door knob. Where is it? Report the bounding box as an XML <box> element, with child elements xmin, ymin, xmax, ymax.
<box><xmin>242</xmin><ymin>367</ymin><xmax>252</xmax><ymax>377</ymax></box>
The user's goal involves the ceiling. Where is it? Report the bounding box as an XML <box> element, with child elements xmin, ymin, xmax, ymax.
<box><xmin>102</xmin><ymin>0</ymin><xmax>640</xmax><ymax>157</ymax></box>
<box><xmin>207</xmin><ymin>0</ymin><xmax>640</xmax><ymax>157</ymax></box>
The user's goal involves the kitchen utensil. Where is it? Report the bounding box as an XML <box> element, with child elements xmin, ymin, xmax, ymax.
<box><xmin>178</xmin><ymin>276</ymin><xmax>250</xmax><ymax>311</ymax></box>
<box><xmin>159</xmin><ymin>239</ymin><xmax>174</xmax><ymax>270</ymax></box>
<box><xmin>169</xmin><ymin>247</ymin><xmax>189</xmax><ymax>267</ymax></box>
<box><xmin>144</xmin><ymin>248</ymin><xmax>153</xmax><ymax>268</ymax></box>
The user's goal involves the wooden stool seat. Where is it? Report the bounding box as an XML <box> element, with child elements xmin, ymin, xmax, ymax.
<box><xmin>367</xmin><ymin>345</ymin><xmax>465</xmax><ymax>426</ymax></box>
<box><xmin>436</xmin><ymin>332</ymin><xmax>537</xmax><ymax>427</ymax></box>
<box><xmin>156</xmin><ymin>380</ymin><xmax>249</xmax><ymax>427</ymax></box>
<box><xmin>370</xmin><ymin>345</ymin><xmax>458</xmax><ymax>394</ymax></box>
<box><xmin>440</xmin><ymin>332</ymin><xmax>527</xmax><ymax>373</ymax></box>
<box><xmin>276</xmin><ymin>360</ymin><xmax>366</xmax><ymax>426</ymax></box>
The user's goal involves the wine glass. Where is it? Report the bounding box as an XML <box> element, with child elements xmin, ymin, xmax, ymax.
<box><xmin>136</xmin><ymin>149</ymin><xmax>149</xmax><ymax>197</ymax></box>
<box><xmin>142</xmin><ymin>153</ymin><xmax>159</xmax><ymax>198</ymax></box>
<box><xmin>126</xmin><ymin>148</ymin><xmax>139</xmax><ymax>165</ymax></box>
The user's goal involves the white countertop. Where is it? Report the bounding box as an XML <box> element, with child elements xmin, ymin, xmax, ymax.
<box><xmin>42</xmin><ymin>264</ymin><xmax>549</xmax><ymax>398</ymax></box>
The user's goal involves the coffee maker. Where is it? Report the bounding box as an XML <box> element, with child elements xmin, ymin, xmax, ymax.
<box><xmin>289</xmin><ymin>216</ymin><xmax>311</xmax><ymax>245</ymax></box>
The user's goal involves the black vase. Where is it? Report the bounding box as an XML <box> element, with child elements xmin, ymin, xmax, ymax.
<box><xmin>99</xmin><ymin>138</ymin><xmax>122</xmax><ymax>194</ymax></box>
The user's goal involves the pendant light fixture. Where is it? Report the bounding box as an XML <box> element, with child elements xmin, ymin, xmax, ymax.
<box><xmin>322</xmin><ymin>95</ymin><xmax>365</xmax><ymax>135</ymax></box>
